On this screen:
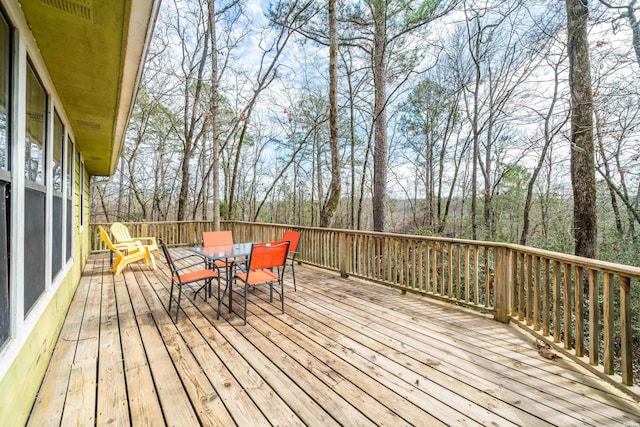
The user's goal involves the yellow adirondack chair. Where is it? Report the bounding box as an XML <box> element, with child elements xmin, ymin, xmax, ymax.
<box><xmin>99</xmin><ymin>226</ymin><xmax>155</xmax><ymax>275</ymax></box>
<box><xmin>110</xmin><ymin>222</ymin><xmax>161</xmax><ymax>259</ymax></box>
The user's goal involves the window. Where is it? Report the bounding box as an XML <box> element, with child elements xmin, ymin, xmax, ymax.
<box><xmin>65</xmin><ymin>138</ymin><xmax>73</xmax><ymax>262</ymax></box>
<box><xmin>0</xmin><ymin>11</ymin><xmax>8</xmax><ymax>175</ymax></box>
<box><xmin>52</xmin><ymin>112</ymin><xmax>63</xmax><ymax>278</ymax></box>
<box><xmin>0</xmin><ymin>10</ymin><xmax>11</xmax><ymax>349</ymax></box>
<box><xmin>52</xmin><ymin>112</ymin><xmax>62</xmax><ymax>192</ymax></box>
<box><xmin>25</xmin><ymin>63</ymin><xmax>45</xmax><ymax>186</ymax></box>
<box><xmin>79</xmin><ymin>155</ymin><xmax>84</xmax><ymax>228</ymax></box>
<box><xmin>24</xmin><ymin>61</ymin><xmax>47</xmax><ymax>316</ymax></box>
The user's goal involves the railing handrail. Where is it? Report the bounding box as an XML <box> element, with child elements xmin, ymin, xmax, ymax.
<box><xmin>90</xmin><ymin>219</ymin><xmax>640</xmax><ymax>278</ymax></box>
<box><xmin>210</xmin><ymin>221</ymin><xmax>640</xmax><ymax>278</ymax></box>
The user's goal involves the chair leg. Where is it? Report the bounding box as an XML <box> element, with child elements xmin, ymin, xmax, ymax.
<box><xmin>291</xmin><ymin>261</ymin><xmax>297</xmax><ymax>291</ymax></box>
<box><xmin>243</xmin><ymin>283</ymin><xmax>248</xmax><ymax>325</ymax></box>
<box><xmin>217</xmin><ymin>277</ymin><xmax>231</xmax><ymax>319</ymax></box>
<box><xmin>169</xmin><ymin>280</ymin><xmax>175</xmax><ymax>311</ymax></box>
<box><xmin>280</xmin><ymin>278</ymin><xmax>285</xmax><ymax>314</ymax></box>
<box><xmin>148</xmin><ymin>251</ymin><xmax>156</xmax><ymax>270</ymax></box>
<box><xmin>175</xmin><ymin>283</ymin><xmax>183</xmax><ymax>323</ymax></box>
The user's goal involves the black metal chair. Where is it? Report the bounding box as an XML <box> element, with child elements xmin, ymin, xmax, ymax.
<box><xmin>283</xmin><ymin>230</ymin><xmax>301</xmax><ymax>291</ymax></box>
<box><xmin>159</xmin><ymin>238</ymin><xmax>220</xmax><ymax>322</ymax></box>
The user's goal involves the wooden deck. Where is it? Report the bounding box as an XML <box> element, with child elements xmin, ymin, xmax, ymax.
<box><xmin>28</xmin><ymin>250</ymin><xmax>640</xmax><ymax>426</ymax></box>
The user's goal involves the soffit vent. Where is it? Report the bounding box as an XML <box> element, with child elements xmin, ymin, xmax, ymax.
<box><xmin>39</xmin><ymin>0</ymin><xmax>93</xmax><ymax>21</ymax></box>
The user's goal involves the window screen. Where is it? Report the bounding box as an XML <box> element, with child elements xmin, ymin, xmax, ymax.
<box><xmin>0</xmin><ymin>12</ymin><xmax>9</xmax><ymax>174</ymax></box>
<box><xmin>66</xmin><ymin>138</ymin><xmax>73</xmax><ymax>261</ymax></box>
<box><xmin>24</xmin><ymin>62</ymin><xmax>46</xmax><ymax>315</ymax></box>
<box><xmin>53</xmin><ymin>112</ymin><xmax>62</xmax><ymax>192</ymax></box>
<box><xmin>52</xmin><ymin>112</ymin><xmax>63</xmax><ymax>278</ymax></box>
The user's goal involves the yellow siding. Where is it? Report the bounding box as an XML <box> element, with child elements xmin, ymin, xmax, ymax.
<box><xmin>0</xmin><ymin>160</ymin><xmax>90</xmax><ymax>427</ymax></box>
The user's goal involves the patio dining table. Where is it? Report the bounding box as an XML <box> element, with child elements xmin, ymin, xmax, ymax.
<box><xmin>189</xmin><ymin>242</ymin><xmax>253</xmax><ymax>314</ymax></box>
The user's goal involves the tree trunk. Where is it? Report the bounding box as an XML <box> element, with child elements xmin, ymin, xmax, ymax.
<box><xmin>116</xmin><ymin>156</ymin><xmax>125</xmax><ymax>220</ymax></box>
<box><xmin>566</xmin><ymin>0</ymin><xmax>597</xmax><ymax>259</ymax></box>
<box><xmin>208</xmin><ymin>0</ymin><xmax>220</xmax><ymax>231</ymax></box>
<box><xmin>319</xmin><ymin>0</ymin><xmax>340</xmax><ymax>228</ymax></box>
<box><xmin>371</xmin><ymin>1</ymin><xmax>388</xmax><ymax>232</ymax></box>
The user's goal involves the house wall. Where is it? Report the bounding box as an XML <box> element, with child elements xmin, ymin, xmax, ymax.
<box><xmin>0</xmin><ymin>1</ymin><xmax>92</xmax><ymax>425</ymax></box>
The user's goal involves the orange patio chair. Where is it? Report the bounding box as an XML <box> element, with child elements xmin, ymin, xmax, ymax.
<box><xmin>218</xmin><ymin>240</ymin><xmax>290</xmax><ymax>325</ymax></box>
<box><xmin>159</xmin><ymin>238</ymin><xmax>220</xmax><ymax>323</ymax></box>
<box><xmin>202</xmin><ymin>230</ymin><xmax>236</xmax><ymax>272</ymax></box>
<box><xmin>283</xmin><ymin>230</ymin><xmax>301</xmax><ymax>291</ymax></box>
<box><xmin>99</xmin><ymin>226</ymin><xmax>154</xmax><ymax>275</ymax></box>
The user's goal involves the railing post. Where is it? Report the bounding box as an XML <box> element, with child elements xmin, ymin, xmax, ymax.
<box><xmin>339</xmin><ymin>232</ymin><xmax>349</xmax><ymax>278</ymax></box>
<box><xmin>141</xmin><ymin>223</ymin><xmax>148</xmax><ymax>239</ymax></box>
<box><xmin>494</xmin><ymin>246</ymin><xmax>512</xmax><ymax>323</ymax></box>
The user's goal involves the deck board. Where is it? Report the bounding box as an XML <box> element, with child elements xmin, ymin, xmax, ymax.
<box><xmin>28</xmin><ymin>252</ymin><xmax>640</xmax><ymax>426</ymax></box>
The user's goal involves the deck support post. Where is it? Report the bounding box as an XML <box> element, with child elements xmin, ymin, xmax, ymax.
<box><xmin>494</xmin><ymin>246</ymin><xmax>512</xmax><ymax>323</ymax></box>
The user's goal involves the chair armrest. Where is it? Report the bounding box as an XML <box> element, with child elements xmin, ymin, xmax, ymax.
<box><xmin>173</xmin><ymin>253</ymin><xmax>203</xmax><ymax>262</ymax></box>
<box><xmin>174</xmin><ymin>262</ymin><xmax>206</xmax><ymax>272</ymax></box>
<box><xmin>135</xmin><ymin>237</ymin><xmax>157</xmax><ymax>244</ymax></box>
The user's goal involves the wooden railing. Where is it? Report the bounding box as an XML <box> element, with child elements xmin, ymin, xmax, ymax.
<box><xmin>90</xmin><ymin>220</ymin><xmax>640</xmax><ymax>398</ymax></box>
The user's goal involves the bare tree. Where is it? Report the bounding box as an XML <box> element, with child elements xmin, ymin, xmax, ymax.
<box><xmin>319</xmin><ymin>0</ymin><xmax>341</xmax><ymax>227</ymax></box>
<box><xmin>598</xmin><ymin>0</ymin><xmax>640</xmax><ymax>67</ymax></box>
<box><xmin>566</xmin><ymin>0</ymin><xmax>598</xmax><ymax>259</ymax></box>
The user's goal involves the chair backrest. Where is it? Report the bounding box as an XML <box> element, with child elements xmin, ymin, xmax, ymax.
<box><xmin>248</xmin><ymin>241</ymin><xmax>290</xmax><ymax>271</ymax></box>
<box><xmin>203</xmin><ymin>230</ymin><xmax>233</xmax><ymax>247</ymax></box>
<box><xmin>158</xmin><ymin>238</ymin><xmax>178</xmax><ymax>276</ymax></box>
<box><xmin>111</xmin><ymin>222</ymin><xmax>133</xmax><ymax>243</ymax></box>
<box><xmin>282</xmin><ymin>230</ymin><xmax>300</xmax><ymax>253</ymax></box>
<box><xmin>99</xmin><ymin>226</ymin><xmax>122</xmax><ymax>256</ymax></box>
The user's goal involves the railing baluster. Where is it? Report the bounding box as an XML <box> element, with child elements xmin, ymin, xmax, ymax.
<box><xmin>620</xmin><ymin>276</ymin><xmax>632</xmax><ymax>385</ymax></box>
<box><xmin>465</xmin><ymin>245</ymin><xmax>470</xmax><ymax>303</ymax></box>
<box><xmin>511</xmin><ymin>251</ymin><xmax>517</xmax><ymax>317</ymax></box>
<box><xmin>575</xmin><ymin>265</ymin><xmax>584</xmax><ymax>357</ymax></box>
<box><xmin>553</xmin><ymin>260</ymin><xmax>561</xmax><ymax>343</ymax></box>
<box><xmin>474</xmin><ymin>247</ymin><xmax>480</xmax><ymax>305</ymax></box>
<box><xmin>589</xmin><ymin>269</ymin><xmax>599</xmax><ymax>366</ymax></box>
<box><xmin>563</xmin><ymin>263</ymin><xmax>572</xmax><ymax>350</ymax></box>
<box><xmin>456</xmin><ymin>244</ymin><xmax>461</xmax><ymax>300</ymax></box>
<box><xmin>418</xmin><ymin>241</ymin><xmax>424</xmax><ymax>291</ymax></box>
<box><xmin>431</xmin><ymin>241</ymin><xmax>438</xmax><ymax>294</ymax></box>
<box><xmin>533</xmin><ymin>256</ymin><xmax>540</xmax><ymax>331</ymax></box>
<box><xmin>484</xmin><ymin>247</ymin><xmax>490</xmax><ymax>307</ymax></box>
<box><xmin>603</xmin><ymin>272</ymin><xmax>614</xmax><ymax>375</ymax></box>
<box><xmin>526</xmin><ymin>255</ymin><xmax>533</xmax><ymax>326</ymax></box>
<box><xmin>542</xmin><ymin>258</ymin><xmax>550</xmax><ymax>336</ymax></box>
<box><xmin>448</xmin><ymin>243</ymin><xmax>454</xmax><ymax>299</ymax></box>
<box><xmin>519</xmin><ymin>252</ymin><xmax>525</xmax><ymax>321</ymax></box>
<box><xmin>440</xmin><ymin>242</ymin><xmax>447</xmax><ymax>296</ymax></box>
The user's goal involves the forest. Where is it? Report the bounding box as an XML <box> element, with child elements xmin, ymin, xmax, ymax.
<box><xmin>89</xmin><ymin>0</ymin><xmax>640</xmax><ymax>267</ymax></box>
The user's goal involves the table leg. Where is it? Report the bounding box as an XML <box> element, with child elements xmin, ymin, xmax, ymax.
<box><xmin>227</xmin><ymin>261</ymin><xmax>233</xmax><ymax>313</ymax></box>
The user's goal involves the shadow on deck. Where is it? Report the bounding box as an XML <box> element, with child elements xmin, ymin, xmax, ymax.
<box><xmin>28</xmin><ymin>250</ymin><xmax>640</xmax><ymax>426</ymax></box>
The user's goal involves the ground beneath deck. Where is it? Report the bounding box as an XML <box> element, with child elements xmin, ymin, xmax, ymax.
<box><xmin>28</xmin><ymin>250</ymin><xmax>640</xmax><ymax>426</ymax></box>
